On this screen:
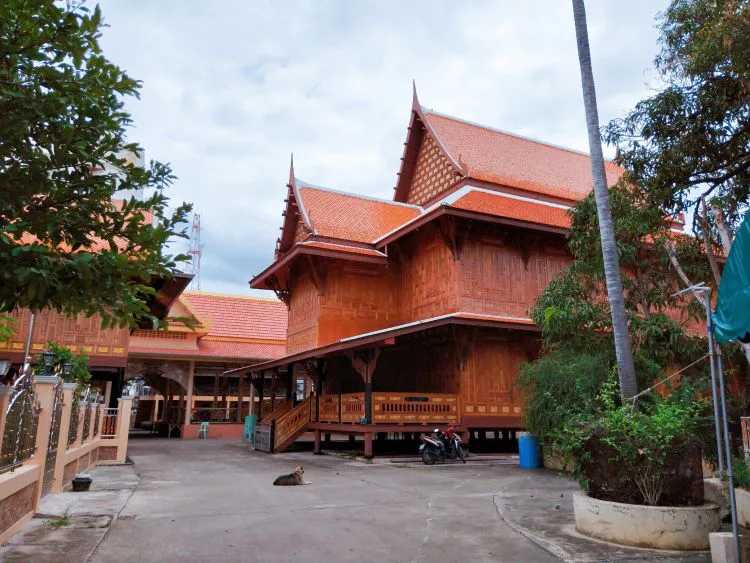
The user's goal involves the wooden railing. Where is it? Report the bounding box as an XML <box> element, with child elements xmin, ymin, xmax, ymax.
<box><xmin>316</xmin><ymin>392</ymin><xmax>459</xmax><ymax>424</ymax></box>
<box><xmin>317</xmin><ymin>395</ymin><xmax>340</xmax><ymax>423</ymax></box>
<box><xmin>340</xmin><ymin>393</ymin><xmax>365</xmax><ymax>423</ymax></box>
<box><xmin>373</xmin><ymin>392</ymin><xmax>458</xmax><ymax>423</ymax></box>
<box><xmin>260</xmin><ymin>400</ymin><xmax>291</xmax><ymax>424</ymax></box>
<box><xmin>273</xmin><ymin>397</ymin><xmax>312</xmax><ymax>452</ymax></box>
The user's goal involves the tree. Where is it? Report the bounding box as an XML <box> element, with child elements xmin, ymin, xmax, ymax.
<box><xmin>605</xmin><ymin>0</ymin><xmax>750</xmax><ymax>237</ymax></box>
<box><xmin>571</xmin><ymin>0</ymin><xmax>638</xmax><ymax>399</ymax></box>
<box><xmin>0</xmin><ymin>1</ymin><xmax>191</xmax><ymax>328</ymax></box>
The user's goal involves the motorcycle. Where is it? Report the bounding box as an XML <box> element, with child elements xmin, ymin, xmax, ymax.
<box><xmin>419</xmin><ymin>428</ymin><xmax>466</xmax><ymax>464</ymax></box>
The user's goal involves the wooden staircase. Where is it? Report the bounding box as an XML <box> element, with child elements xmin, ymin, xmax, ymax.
<box><xmin>253</xmin><ymin>397</ymin><xmax>312</xmax><ymax>453</ymax></box>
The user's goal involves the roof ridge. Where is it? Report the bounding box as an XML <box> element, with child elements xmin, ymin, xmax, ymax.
<box><xmin>295</xmin><ymin>178</ymin><xmax>423</xmax><ymax>210</ymax></box>
<box><xmin>184</xmin><ymin>290</ymin><xmax>283</xmax><ymax>303</ymax></box>
<box><xmin>422</xmin><ymin>108</ymin><xmax>619</xmax><ymax>166</ymax></box>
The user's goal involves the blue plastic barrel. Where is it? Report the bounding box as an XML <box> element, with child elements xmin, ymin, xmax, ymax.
<box><xmin>244</xmin><ymin>415</ymin><xmax>257</xmax><ymax>442</ymax></box>
<box><xmin>518</xmin><ymin>432</ymin><xmax>541</xmax><ymax>469</ymax></box>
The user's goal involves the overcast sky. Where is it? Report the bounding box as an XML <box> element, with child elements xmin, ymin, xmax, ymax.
<box><xmin>98</xmin><ymin>1</ymin><xmax>668</xmax><ymax>296</ymax></box>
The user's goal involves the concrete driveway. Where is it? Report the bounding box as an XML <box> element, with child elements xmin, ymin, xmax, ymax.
<box><xmin>89</xmin><ymin>438</ymin><xmax>557</xmax><ymax>563</ymax></box>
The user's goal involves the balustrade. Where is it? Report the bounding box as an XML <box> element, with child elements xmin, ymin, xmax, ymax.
<box><xmin>315</xmin><ymin>392</ymin><xmax>459</xmax><ymax>425</ymax></box>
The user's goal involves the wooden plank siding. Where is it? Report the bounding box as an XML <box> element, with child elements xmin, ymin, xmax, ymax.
<box><xmin>0</xmin><ymin>308</ymin><xmax>129</xmax><ymax>367</ymax></box>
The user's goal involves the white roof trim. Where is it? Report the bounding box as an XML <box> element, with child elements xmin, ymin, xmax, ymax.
<box><xmin>339</xmin><ymin>312</ymin><xmax>533</xmax><ymax>342</ymax></box>
<box><xmin>373</xmin><ymin>184</ymin><xmax>572</xmax><ymax>244</ymax></box>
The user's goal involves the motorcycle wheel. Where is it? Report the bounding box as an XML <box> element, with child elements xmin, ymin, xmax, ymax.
<box><xmin>456</xmin><ymin>444</ymin><xmax>466</xmax><ymax>464</ymax></box>
<box><xmin>422</xmin><ymin>448</ymin><xmax>437</xmax><ymax>465</ymax></box>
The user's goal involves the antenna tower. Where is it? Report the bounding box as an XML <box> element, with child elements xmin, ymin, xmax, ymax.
<box><xmin>188</xmin><ymin>213</ymin><xmax>202</xmax><ymax>290</ymax></box>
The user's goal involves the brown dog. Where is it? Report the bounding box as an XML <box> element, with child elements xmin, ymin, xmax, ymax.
<box><xmin>273</xmin><ymin>465</ymin><xmax>310</xmax><ymax>486</ymax></box>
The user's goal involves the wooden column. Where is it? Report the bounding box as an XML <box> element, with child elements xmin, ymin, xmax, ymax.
<box><xmin>248</xmin><ymin>376</ymin><xmax>256</xmax><ymax>416</ymax></box>
<box><xmin>349</xmin><ymin>349</ymin><xmax>380</xmax><ymax>426</ymax></box>
<box><xmin>212</xmin><ymin>373</ymin><xmax>219</xmax><ymax>410</ymax></box>
<box><xmin>236</xmin><ymin>374</ymin><xmax>245</xmax><ymax>423</ymax></box>
<box><xmin>184</xmin><ymin>361</ymin><xmax>194</xmax><ymax>426</ymax></box>
<box><xmin>287</xmin><ymin>363</ymin><xmax>295</xmax><ymax>404</ymax></box>
<box><xmin>364</xmin><ymin>432</ymin><xmax>373</xmax><ymax>459</ymax></box>
<box><xmin>270</xmin><ymin>372</ymin><xmax>278</xmax><ymax>412</ymax></box>
<box><xmin>256</xmin><ymin>375</ymin><xmax>265</xmax><ymax>419</ymax></box>
<box><xmin>161</xmin><ymin>379</ymin><xmax>170</xmax><ymax>423</ymax></box>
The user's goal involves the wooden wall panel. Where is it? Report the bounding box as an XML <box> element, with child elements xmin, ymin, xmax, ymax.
<box><xmin>459</xmin><ymin>332</ymin><xmax>537</xmax><ymax>420</ymax></box>
<box><xmin>0</xmin><ymin>308</ymin><xmax>129</xmax><ymax>366</ymax></box>
<box><xmin>317</xmin><ymin>261</ymin><xmax>401</xmax><ymax>347</ymax></box>
<box><xmin>286</xmin><ymin>273</ymin><xmax>320</xmax><ymax>354</ymax></box>
<box><xmin>397</xmin><ymin>227</ymin><xmax>459</xmax><ymax>322</ymax></box>
<box><xmin>459</xmin><ymin>227</ymin><xmax>570</xmax><ymax>318</ymax></box>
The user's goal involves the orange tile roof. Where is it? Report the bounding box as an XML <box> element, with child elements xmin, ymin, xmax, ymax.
<box><xmin>296</xmin><ymin>182</ymin><xmax>421</xmax><ymax>243</ymax></box>
<box><xmin>423</xmin><ymin>110</ymin><xmax>623</xmax><ymax>202</ymax></box>
<box><xmin>129</xmin><ymin>340</ymin><xmax>287</xmax><ymax>361</ymax></box>
<box><xmin>449</xmin><ymin>189</ymin><xmax>572</xmax><ymax>229</ymax></box>
<box><xmin>182</xmin><ymin>292</ymin><xmax>288</xmax><ymax>341</ymax></box>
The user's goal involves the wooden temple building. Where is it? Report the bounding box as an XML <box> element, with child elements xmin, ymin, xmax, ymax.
<box><xmin>233</xmin><ymin>90</ymin><xmax>625</xmax><ymax>456</ymax></box>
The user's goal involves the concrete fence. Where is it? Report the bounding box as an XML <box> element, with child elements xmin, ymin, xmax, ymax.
<box><xmin>0</xmin><ymin>377</ymin><xmax>132</xmax><ymax>544</ymax></box>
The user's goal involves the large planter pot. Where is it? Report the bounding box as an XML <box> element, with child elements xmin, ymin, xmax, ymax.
<box><xmin>573</xmin><ymin>493</ymin><xmax>720</xmax><ymax>550</ymax></box>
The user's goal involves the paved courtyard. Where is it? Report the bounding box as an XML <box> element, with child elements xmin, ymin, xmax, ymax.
<box><xmin>2</xmin><ymin>438</ymin><xmax>714</xmax><ymax>563</ymax></box>
<box><xmin>89</xmin><ymin>439</ymin><xmax>557</xmax><ymax>563</ymax></box>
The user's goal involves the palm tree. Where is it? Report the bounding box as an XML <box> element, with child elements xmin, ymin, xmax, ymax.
<box><xmin>571</xmin><ymin>0</ymin><xmax>638</xmax><ymax>399</ymax></box>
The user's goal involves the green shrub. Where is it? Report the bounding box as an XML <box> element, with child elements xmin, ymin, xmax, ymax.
<box><xmin>560</xmin><ymin>379</ymin><xmax>710</xmax><ymax>505</ymax></box>
<box><xmin>517</xmin><ymin>349</ymin><xmax>611</xmax><ymax>442</ymax></box>
<box><xmin>734</xmin><ymin>457</ymin><xmax>750</xmax><ymax>490</ymax></box>
<box><xmin>34</xmin><ymin>342</ymin><xmax>91</xmax><ymax>386</ymax></box>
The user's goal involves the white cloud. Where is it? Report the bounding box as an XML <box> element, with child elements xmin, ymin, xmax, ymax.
<box><xmin>98</xmin><ymin>0</ymin><xmax>667</xmax><ymax>295</ymax></box>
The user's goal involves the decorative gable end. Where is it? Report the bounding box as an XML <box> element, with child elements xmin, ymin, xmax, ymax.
<box><xmin>408</xmin><ymin>128</ymin><xmax>462</xmax><ymax>206</ymax></box>
<box><xmin>276</xmin><ymin>156</ymin><xmax>313</xmax><ymax>257</ymax></box>
<box><xmin>394</xmin><ymin>84</ymin><xmax>465</xmax><ymax>206</ymax></box>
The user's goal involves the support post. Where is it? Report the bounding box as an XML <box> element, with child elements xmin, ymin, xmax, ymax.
<box><xmin>103</xmin><ymin>381</ymin><xmax>112</xmax><ymax>409</ymax></box>
<box><xmin>287</xmin><ymin>363</ymin><xmax>295</xmax><ymax>404</ymax></box>
<box><xmin>114</xmin><ymin>397</ymin><xmax>133</xmax><ymax>464</ymax></box>
<box><xmin>236</xmin><ymin>375</ymin><xmax>244</xmax><ymax>423</ymax></box>
<box><xmin>51</xmin><ymin>384</ymin><xmax>75</xmax><ymax>493</ymax></box>
<box><xmin>313</xmin><ymin>429</ymin><xmax>322</xmax><ymax>455</ymax></box>
<box><xmin>31</xmin><ymin>375</ymin><xmax>59</xmax><ymax>508</ymax></box>
<box><xmin>248</xmin><ymin>376</ymin><xmax>256</xmax><ymax>416</ymax></box>
<box><xmin>184</xmin><ymin>361</ymin><xmax>194</xmax><ymax>427</ymax></box>
<box><xmin>257</xmin><ymin>376</ymin><xmax>265</xmax><ymax>419</ymax></box>
<box><xmin>349</xmin><ymin>349</ymin><xmax>380</xmax><ymax>426</ymax></box>
<box><xmin>364</xmin><ymin>432</ymin><xmax>373</xmax><ymax>459</ymax></box>
<box><xmin>364</xmin><ymin>377</ymin><xmax>373</xmax><ymax>425</ymax></box>
<box><xmin>270</xmin><ymin>372</ymin><xmax>278</xmax><ymax>412</ymax></box>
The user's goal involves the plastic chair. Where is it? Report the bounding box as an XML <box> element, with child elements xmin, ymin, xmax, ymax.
<box><xmin>198</xmin><ymin>422</ymin><xmax>209</xmax><ymax>439</ymax></box>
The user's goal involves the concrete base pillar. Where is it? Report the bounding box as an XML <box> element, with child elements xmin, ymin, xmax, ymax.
<box><xmin>313</xmin><ymin>429</ymin><xmax>322</xmax><ymax>455</ymax></box>
<box><xmin>709</xmin><ymin>532</ymin><xmax>744</xmax><ymax>563</ymax></box>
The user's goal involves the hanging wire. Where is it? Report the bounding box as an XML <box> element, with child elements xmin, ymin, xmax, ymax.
<box><xmin>629</xmin><ymin>353</ymin><xmax>710</xmax><ymax>406</ymax></box>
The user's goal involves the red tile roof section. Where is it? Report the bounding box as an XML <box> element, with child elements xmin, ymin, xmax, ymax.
<box><xmin>297</xmin><ymin>185</ymin><xmax>421</xmax><ymax>243</ymax></box>
<box><xmin>423</xmin><ymin>111</ymin><xmax>623</xmax><ymax>202</ymax></box>
<box><xmin>182</xmin><ymin>292</ymin><xmax>287</xmax><ymax>341</ymax></box>
<box><xmin>449</xmin><ymin>190</ymin><xmax>572</xmax><ymax>229</ymax></box>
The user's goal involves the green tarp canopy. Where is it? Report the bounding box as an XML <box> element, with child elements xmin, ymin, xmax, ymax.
<box><xmin>714</xmin><ymin>213</ymin><xmax>750</xmax><ymax>343</ymax></box>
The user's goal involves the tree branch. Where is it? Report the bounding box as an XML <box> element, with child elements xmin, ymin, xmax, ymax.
<box><xmin>709</xmin><ymin>205</ymin><xmax>734</xmax><ymax>256</ymax></box>
<box><xmin>700</xmin><ymin>198</ymin><xmax>722</xmax><ymax>286</ymax></box>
